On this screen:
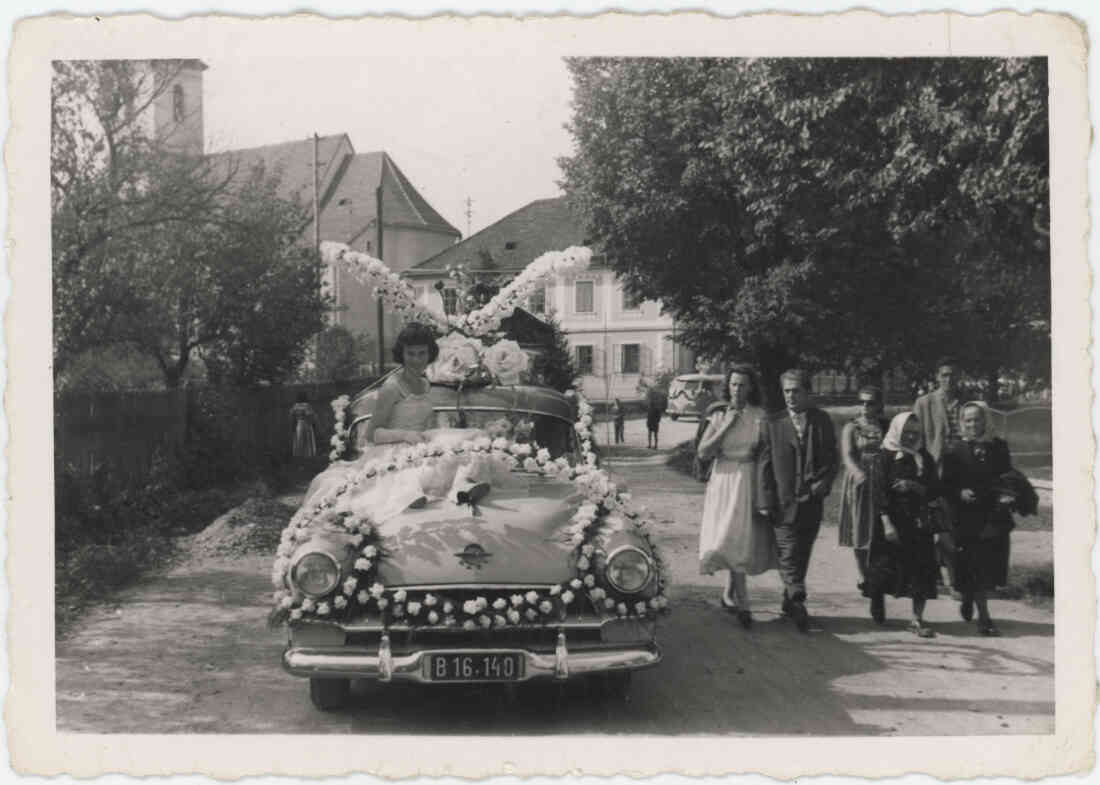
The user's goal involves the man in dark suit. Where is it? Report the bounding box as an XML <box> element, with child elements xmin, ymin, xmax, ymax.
<box><xmin>758</xmin><ymin>369</ymin><xmax>839</xmax><ymax>631</ymax></box>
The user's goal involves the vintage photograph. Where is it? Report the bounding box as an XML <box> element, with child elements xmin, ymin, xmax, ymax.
<box><xmin>7</xmin><ymin>10</ymin><xmax>1091</xmax><ymax>780</ymax></box>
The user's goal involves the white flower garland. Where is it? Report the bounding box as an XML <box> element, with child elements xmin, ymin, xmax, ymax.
<box><xmin>320</xmin><ymin>241</ymin><xmax>592</xmax><ymax>339</ymax></box>
<box><xmin>269</xmin><ymin>392</ymin><xmax>670</xmax><ymax>628</ymax></box>
<box><xmin>329</xmin><ymin>394</ymin><xmax>351</xmax><ymax>462</ymax></box>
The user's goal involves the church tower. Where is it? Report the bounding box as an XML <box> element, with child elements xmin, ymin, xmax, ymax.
<box><xmin>147</xmin><ymin>59</ymin><xmax>206</xmax><ymax>156</ymax></box>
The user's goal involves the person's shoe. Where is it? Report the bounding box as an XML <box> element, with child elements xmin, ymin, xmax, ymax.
<box><xmin>909</xmin><ymin>620</ymin><xmax>935</xmax><ymax>638</ymax></box>
<box><xmin>959</xmin><ymin>595</ymin><xmax>974</xmax><ymax>622</ymax></box>
<box><xmin>408</xmin><ymin>495</ymin><xmax>428</xmax><ymax>509</ymax></box>
<box><xmin>789</xmin><ymin>601</ymin><xmax>810</xmax><ymax>632</ymax></box>
<box><xmin>870</xmin><ymin>594</ymin><xmax>886</xmax><ymax>625</ymax></box>
<box><xmin>736</xmin><ymin>610</ymin><xmax>753</xmax><ymax>629</ymax></box>
<box><xmin>720</xmin><ymin>594</ymin><xmax>738</xmax><ymax>612</ymax></box>
<box><xmin>978</xmin><ymin>620</ymin><xmax>1001</xmax><ymax>636</ymax></box>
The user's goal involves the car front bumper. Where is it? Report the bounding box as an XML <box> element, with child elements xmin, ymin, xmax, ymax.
<box><xmin>283</xmin><ymin>630</ymin><xmax>661</xmax><ymax>683</ymax></box>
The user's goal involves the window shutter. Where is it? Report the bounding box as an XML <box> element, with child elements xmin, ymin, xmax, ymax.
<box><xmin>642</xmin><ymin>343</ymin><xmax>654</xmax><ymax>375</ymax></box>
<box><xmin>612</xmin><ymin>343</ymin><xmax>621</xmax><ymax>373</ymax></box>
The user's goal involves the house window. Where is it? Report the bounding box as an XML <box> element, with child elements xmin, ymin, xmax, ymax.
<box><xmin>442</xmin><ymin>288</ymin><xmax>459</xmax><ymax>315</ymax></box>
<box><xmin>622</xmin><ymin>289</ymin><xmax>643</xmax><ymax>311</ymax></box>
<box><xmin>172</xmin><ymin>84</ymin><xmax>185</xmax><ymax>122</ymax></box>
<box><xmin>621</xmin><ymin>344</ymin><xmax>641</xmax><ymax>374</ymax></box>
<box><xmin>575</xmin><ymin>280</ymin><xmax>595</xmax><ymax>313</ymax></box>
<box><xmin>412</xmin><ymin>286</ymin><xmax>424</xmax><ymax>302</ymax></box>
<box><xmin>528</xmin><ymin>285</ymin><xmax>546</xmax><ymax>314</ymax></box>
<box><xmin>575</xmin><ymin>345</ymin><xmax>594</xmax><ymax>376</ymax></box>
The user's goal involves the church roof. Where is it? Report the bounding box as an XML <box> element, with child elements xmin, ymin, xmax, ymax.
<box><xmin>209</xmin><ymin>135</ymin><xmax>459</xmax><ymax>236</ymax></box>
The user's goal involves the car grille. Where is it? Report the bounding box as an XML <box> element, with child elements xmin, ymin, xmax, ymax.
<box><xmin>340</xmin><ymin>586</ymin><xmax>608</xmax><ymax>654</ymax></box>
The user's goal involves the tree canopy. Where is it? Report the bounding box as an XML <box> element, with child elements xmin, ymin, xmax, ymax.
<box><xmin>559</xmin><ymin>58</ymin><xmax>1049</xmax><ymax>401</ymax></box>
<box><xmin>52</xmin><ymin>60</ymin><xmax>329</xmax><ymax>389</ymax></box>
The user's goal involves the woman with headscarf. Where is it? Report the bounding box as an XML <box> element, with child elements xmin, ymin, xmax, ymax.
<box><xmin>866</xmin><ymin>411</ymin><xmax>942</xmax><ymax>636</ymax></box>
<box><xmin>696</xmin><ymin>364</ymin><xmax>777</xmax><ymax>628</ymax></box>
<box><xmin>837</xmin><ymin>386</ymin><xmax>890</xmax><ymax>622</ymax></box>
<box><xmin>941</xmin><ymin>402</ymin><xmax>1029</xmax><ymax>636</ymax></box>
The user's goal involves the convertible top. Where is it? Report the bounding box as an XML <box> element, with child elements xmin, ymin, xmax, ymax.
<box><xmin>349</xmin><ymin>380</ymin><xmax>576</xmax><ymax>424</ymax></box>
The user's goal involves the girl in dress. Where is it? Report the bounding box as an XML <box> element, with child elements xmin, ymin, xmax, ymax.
<box><xmin>871</xmin><ymin>412</ymin><xmax>942</xmax><ymax>637</ymax></box>
<box><xmin>696</xmin><ymin>365</ymin><xmax>777</xmax><ymax>628</ymax></box>
<box><xmin>837</xmin><ymin>386</ymin><xmax>890</xmax><ymax>622</ymax></box>
<box><xmin>289</xmin><ymin>392</ymin><xmax>318</xmax><ymax>459</ymax></box>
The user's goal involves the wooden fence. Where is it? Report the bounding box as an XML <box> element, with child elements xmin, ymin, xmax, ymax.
<box><xmin>54</xmin><ymin>377</ymin><xmax>380</xmax><ymax>484</ymax></box>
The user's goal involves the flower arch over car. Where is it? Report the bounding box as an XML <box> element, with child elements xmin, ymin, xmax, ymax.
<box><xmin>272</xmin><ymin>245</ymin><xmax>667</xmax><ymax>711</ymax></box>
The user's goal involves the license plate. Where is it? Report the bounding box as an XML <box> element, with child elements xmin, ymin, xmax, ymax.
<box><xmin>425</xmin><ymin>652</ymin><xmax>524</xmax><ymax>682</ymax></box>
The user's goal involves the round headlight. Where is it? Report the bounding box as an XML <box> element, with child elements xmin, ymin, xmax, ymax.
<box><xmin>605</xmin><ymin>547</ymin><xmax>653</xmax><ymax>594</ymax></box>
<box><xmin>292</xmin><ymin>552</ymin><xmax>340</xmax><ymax>598</ymax></box>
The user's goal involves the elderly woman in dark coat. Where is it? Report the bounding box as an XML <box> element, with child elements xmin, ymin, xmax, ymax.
<box><xmin>941</xmin><ymin>402</ymin><xmax>1034</xmax><ymax>636</ymax></box>
<box><xmin>866</xmin><ymin>411</ymin><xmax>943</xmax><ymax>636</ymax></box>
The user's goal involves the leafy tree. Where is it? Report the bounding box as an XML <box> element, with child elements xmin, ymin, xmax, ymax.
<box><xmin>52</xmin><ymin>59</ymin><xmax>329</xmax><ymax>388</ymax></box>
<box><xmin>307</xmin><ymin>325</ymin><xmax>375</xmax><ymax>382</ymax></box>
<box><xmin>559</xmin><ymin>58</ymin><xmax>1049</xmax><ymax>405</ymax></box>
<box><xmin>529</xmin><ymin>312</ymin><xmax>577</xmax><ymax>392</ymax></box>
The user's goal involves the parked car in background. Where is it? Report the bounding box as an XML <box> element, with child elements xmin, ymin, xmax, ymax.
<box><xmin>666</xmin><ymin>374</ymin><xmax>724</xmax><ymax>421</ymax></box>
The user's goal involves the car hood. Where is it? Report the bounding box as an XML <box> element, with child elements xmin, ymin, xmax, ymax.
<box><xmin>373</xmin><ymin>474</ymin><xmax>582</xmax><ymax>586</ymax></box>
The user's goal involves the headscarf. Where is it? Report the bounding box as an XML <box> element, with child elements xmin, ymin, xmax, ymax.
<box><xmin>882</xmin><ymin>411</ymin><xmax>925</xmax><ymax>473</ymax></box>
<box><xmin>960</xmin><ymin>400</ymin><xmax>989</xmax><ymax>442</ymax></box>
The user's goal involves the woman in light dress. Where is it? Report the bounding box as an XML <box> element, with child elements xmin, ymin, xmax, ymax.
<box><xmin>311</xmin><ymin>323</ymin><xmax>503</xmax><ymax>522</ymax></box>
<box><xmin>697</xmin><ymin>364</ymin><xmax>777</xmax><ymax>628</ymax></box>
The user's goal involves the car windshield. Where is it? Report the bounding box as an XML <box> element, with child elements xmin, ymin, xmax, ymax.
<box><xmin>348</xmin><ymin>410</ymin><xmax>576</xmax><ymax>460</ymax></box>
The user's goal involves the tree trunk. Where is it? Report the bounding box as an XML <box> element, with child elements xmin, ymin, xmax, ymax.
<box><xmin>755</xmin><ymin>343</ymin><xmax>798</xmax><ymax>413</ymax></box>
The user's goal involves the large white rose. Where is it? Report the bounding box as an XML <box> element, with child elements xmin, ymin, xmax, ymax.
<box><xmin>427</xmin><ymin>333</ymin><xmax>484</xmax><ymax>384</ymax></box>
<box><xmin>482</xmin><ymin>339</ymin><xmax>530</xmax><ymax>385</ymax></box>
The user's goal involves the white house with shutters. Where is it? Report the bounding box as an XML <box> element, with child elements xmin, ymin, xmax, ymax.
<box><xmin>404</xmin><ymin>197</ymin><xmax>696</xmax><ymax>402</ymax></box>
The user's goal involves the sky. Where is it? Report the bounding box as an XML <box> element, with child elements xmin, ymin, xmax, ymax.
<box><xmin>203</xmin><ymin>56</ymin><xmax>576</xmax><ymax>237</ymax></box>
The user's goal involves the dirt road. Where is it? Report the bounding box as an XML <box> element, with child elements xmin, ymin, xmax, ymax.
<box><xmin>57</xmin><ymin>417</ymin><xmax>1054</xmax><ymax>734</ymax></box>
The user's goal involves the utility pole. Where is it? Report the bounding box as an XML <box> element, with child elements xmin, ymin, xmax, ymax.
<box><xmin>376</xmin><ymin>180</ymin><xmax>385</xmax><ymax>374</ymax></box>
<box><xmin>464</xmin><ymin>196</ymin><xmax>473</xmax><ymax>237</ymax></box>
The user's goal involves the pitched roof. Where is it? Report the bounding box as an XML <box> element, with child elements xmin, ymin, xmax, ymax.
<box><xmin>408</xmin><ymin>196</ymin><xmax>587</xmax><ymax>276</ymax></box>
<box><xmin>209</xmin><ymin>136</ymin><xmax>459</xmax><ymax>236</ymax></box>
<box><xmin>207</xmin><ymin>133</ymin><xmax>351</xmax><ymax>208</ymax></box>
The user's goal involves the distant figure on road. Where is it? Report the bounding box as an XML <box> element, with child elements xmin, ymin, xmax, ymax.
<box><xmin>645</xmin><ymin>386</ymin><xmax>667</xmax><ymax>449</ymax></box>
<box><xmin>914</xmin><ymin>357</ymin><xmax>964</xmax><ymax>590</ymax></box>
<box><xmin>837</xmin><ymin>385</ymin><xmax>890</xmax><ymax>619</ymax></box>
<box><xmin>941</xmin><ymin>402</ymin><xmax>1036</xmax><ymax>637</ymax></box>
<box><xmin>758</xmin><ymin>368</ymin><xmax>838</xmax><ymax>632</ymax></box>
<box><xmin>289</xmin><ymin>392</ymin><xmax>318</xmax><ymax>459</ymax></box>
<box><xmin>611</xmin><ymin>397</ymin><xmax>625</xmax><ymax>444</ymax></box>
<box><xmin>870</xmin><ymin>412</ymin><xmax>943</xmax><ymax>637</ymax></box>
<box><xmin>696</xmin><ymin>365</ymin><xmax>776</xmax><ymax>629</ymax></box>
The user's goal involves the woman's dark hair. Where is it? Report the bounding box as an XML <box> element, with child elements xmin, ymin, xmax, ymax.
<box><xmin>295</xmin><ymin>391</ymin><xmax>310</xmax><ymax>404</ymax></box>
<box><xmin>723</xmin><ymin>364</ymin><xmax>762</xmax><ymax>406</ymax></box>
<box><xmin>391</xmin><ymin>322</ymin><xmax>440</xmax><ymax>365</ymax></box>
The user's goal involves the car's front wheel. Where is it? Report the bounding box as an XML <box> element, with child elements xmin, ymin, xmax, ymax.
<box><xmin>309</xmin><ymin>677</ymin><xmax>350</xmax><ymax>711</ymax></box>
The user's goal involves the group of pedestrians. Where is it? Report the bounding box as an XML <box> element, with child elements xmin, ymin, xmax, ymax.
<box><xmin>696</xmin><ymin>359</ymin><xmax>1036</xmax><ymax>638</ymax></box>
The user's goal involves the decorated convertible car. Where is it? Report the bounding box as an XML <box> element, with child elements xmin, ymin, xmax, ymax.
<box><xmin>268</xmin><ymin>242</ymin><xmax>669</xmax><ymax>711</ymax></box>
